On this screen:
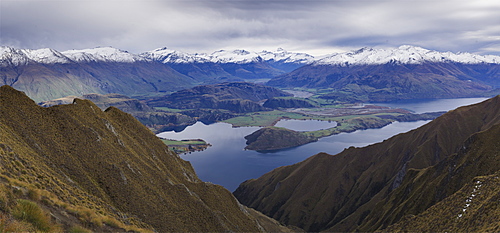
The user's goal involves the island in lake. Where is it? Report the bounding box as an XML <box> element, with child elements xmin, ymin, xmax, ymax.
<box><xmin>160</xmin><ymin>138</ymin><xmax>212</xmax><ymax>154</ymax></box>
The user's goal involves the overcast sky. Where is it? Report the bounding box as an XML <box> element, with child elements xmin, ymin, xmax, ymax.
<box><xmin>1</xmin><ymin>0</ymin><xmax>499</xmax><ymax>56</ymax></box>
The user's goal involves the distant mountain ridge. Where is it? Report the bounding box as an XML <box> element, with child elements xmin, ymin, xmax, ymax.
<box><xmin>4</xmin><ymin>45</ymin><xmax>499</xmax><ymax>68</ymax></box>
<box><xmin>315</xmin><ymin>45</ymin><xmax>500</xmax><ymax>66</ymax></box>
<box><xmin>267</xmin><ymin>46</ymin><xmax>500</xmax><ymax>101</ymax></box>
<box><xmin>2</xmin><ymin>45</ymin><xmax>500</xmax><ymax>102</ymax></box>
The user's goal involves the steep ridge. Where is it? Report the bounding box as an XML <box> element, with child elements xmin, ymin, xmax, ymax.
<box><xmin>0</xmin><ymin>85</ymin><xmax>289</xmax><ymax>232</ymax></box>
<box><xmin>234</xmin><ymin>96</ymin><xmax>500</xmax><ymax>231</ymax></box>
<box><xmin>352</xmin><ymin>121</ymin><xmax>500</xmax><ymax>231</ymax></box>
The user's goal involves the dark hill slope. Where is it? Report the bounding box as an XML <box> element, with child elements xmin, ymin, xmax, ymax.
<box><xmin>358</xmin><ymin>122</ymin><xmax>500</xmax><ymax>232</ymax></box>
<box><xmin>0</xmin><ymin>85</ymin><xmax>288</xmax><ymax>232</ymax></box>
<box><xmin>147</xmin><ymin>82</ymin><xmax>292</xmax><ymax>113</ymax></box>
<box><xmin>234</xmin><ymin>96</ymin><xmax>500</xmax><ymax>231</ymax></box>
<box><xmin>267</xmin><ymin>63</ymin><xmax>497</xmax><ymax>101</ymax></box>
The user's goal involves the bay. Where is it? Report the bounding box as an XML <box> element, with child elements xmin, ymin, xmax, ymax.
<box><xmin>157</xmin><ymin>97</ymin><xmax>490</xmax><ymax>191</ymax></box>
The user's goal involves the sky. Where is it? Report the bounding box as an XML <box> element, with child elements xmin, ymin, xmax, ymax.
<box><xmin>1</xmin><ymin>0</ymin><xmax>500</xmax><ymax>56</ymax></box>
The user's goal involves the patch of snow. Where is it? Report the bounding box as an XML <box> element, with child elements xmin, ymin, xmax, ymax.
<box><xmin>316</xmin><ymin>45</ymin><xmax>500</xmax><ymax>66</ymax></box>
<box><xmin>258</xmin><ymin>48</ymin><xmax>316</xmax><ymax>64</ymax></box>
<box><xmin>62</xmin><ymin>47</ymin><xmax>148</xmax><ymax>63</ymax></box>
<box><xmin>142</xmin><ymin>47</ymin><xmax>317</xmax><ymax>64</ymax></box>
<box><xmin>140</xmin><ymin>47</ymin><xmax>210</xmax><ymax>63</ymax></box>
<box><xmin>209</xmin><ymin>49</ymin><xmax>262</xmax><ymax>63</ymax></box>
<box><xmin>0</xmin><ymin>46</ymin><xmax>72</xmax><ymax>65</ymax></box>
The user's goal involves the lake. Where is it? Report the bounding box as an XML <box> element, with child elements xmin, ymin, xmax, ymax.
<box><xmin>157</xmin><ymin>97</ymin><xmax>489</xmax><ymax>191</ymax></box>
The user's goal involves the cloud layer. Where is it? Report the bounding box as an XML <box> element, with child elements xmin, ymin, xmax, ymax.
<box><xmin>1</xmin><ymin>0</ymin><xmax>499</xmax><ymax>55</ymax></box>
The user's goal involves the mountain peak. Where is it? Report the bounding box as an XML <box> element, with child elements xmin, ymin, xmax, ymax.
<box><xmin>62</xmin><ymin>47</ymin><xmax>148</xmax><ymax>63</ymax></box>
<box><xmin>316</xmin><ymin>45</ymin><xmax>500</xmax><ymax>66</ymax></box>
<box><xmin>0</xmin><ymin>47</ymin><xmax>73</xmax><ymax>65</ymax></box>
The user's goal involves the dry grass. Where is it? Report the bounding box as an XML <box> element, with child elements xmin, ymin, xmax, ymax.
<box><xmin>12</xmin><ymin>199</ymin><xmax>60</xmax><ymax>232</ymax></box>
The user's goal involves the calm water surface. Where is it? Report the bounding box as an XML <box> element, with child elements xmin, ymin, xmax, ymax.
<box><xmin>274</xmin><ymin>119</ymin><xmax>337</xmax><ymax>131</ymax></box>
<box><xmin>157</xmin><ymin>97</ymin><xmax>490</xmax><ymax>191</ymax></box>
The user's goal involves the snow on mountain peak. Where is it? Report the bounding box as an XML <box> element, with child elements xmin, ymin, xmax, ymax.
<box><xmin>62</xmin><ymin>47</ymin><xmax>148</xmax><ymax>63</ymax></box>
<box><xmin>141</xmin><ymin>48</ymin><xmax>210</xmax><ymax>63</ymax></box>
<box><xmin>27</xmin><ymin>48</ymin><xmax>73</xmax><ymax>64</ymax></box>
<box><xmin>258</xmin><ymin>48</ymin><xmax>316</xmax><ymax>64</ymax></box>
<box><xmin>209</xmin><ymin>49</ymin><xmax>262</xmax><ymax>63</ymax></box>
<box><xmin>316</xmin><ymin>45</ymin><xmax>500</xmax><ymax>66</ymax></box>
<box><xmin>0</xmin><ymin>46</ymin><xmax>72</xmax><ymax>65</ymax></box>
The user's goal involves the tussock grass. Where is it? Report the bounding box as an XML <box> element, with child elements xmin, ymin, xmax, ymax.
<box><xmin>0</xmin><ymin>213</ymin><xmax>32</xmax><ymax>232</ymax></box>
<box><xmin>12</xmin><ymin>199</ymin><xmax>59</xmax><ymax>232</ymax></box>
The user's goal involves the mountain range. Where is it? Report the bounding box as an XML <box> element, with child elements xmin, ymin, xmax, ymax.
<box><xmin>267</xmin><ymin>45</ymin><xmax>500</xmax><ymax>101</ymax></box>
<box><xmin>234</xmin><ymin>95</ymin><xmax>500</xmax><ymax>231</ymax></box>
<box><xmin>3</xmin><ymin>45</ymin><xmax>500</xmax><ymax>102</ymax></box>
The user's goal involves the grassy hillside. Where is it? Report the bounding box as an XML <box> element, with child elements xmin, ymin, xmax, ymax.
<box><xmin>0</xmin><ymin>85</ymin><xmax>291</xmax><ymax>232</ymax></box>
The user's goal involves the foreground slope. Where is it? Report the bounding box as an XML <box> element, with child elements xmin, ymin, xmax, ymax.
<box><xmin>234</xmin><ymin>95</ymin><xmax>500</xmax><ymax>231</ymax></box>
<box><xmin>0</xmin><ymin>85</ymin><xmax>287</xmax><ymax>232</ymax></box>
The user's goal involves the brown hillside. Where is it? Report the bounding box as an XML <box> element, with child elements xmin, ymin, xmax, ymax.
<box><xmin>234</xmin><ymin>95</ymin><xmax>500</xmax><ymax>231</ymax></box>
<box><xmin>0</xmin><ymin>85</ymin><xmax>288</xmax><ymax>232</ymax></box>
<box><xmin>383</xmin><ymin>122</ymin><xmax>500</xmax><ymax>231</ymax></box>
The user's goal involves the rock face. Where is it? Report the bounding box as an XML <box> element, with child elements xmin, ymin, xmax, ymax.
<box><xmin>234</xmin><ymin>96</ymin><xmax>500</xmax><ymax>232</ymax></box>
<box><xmin>147</xmin><ymin>82</ymin><xmax>292</xmax><ymax>113</ymax></box>
<box><xmin>244</xmin><ymin>127</ymin><xmax>317</xmax><ymax>151</ymax></box>
<box><xmin>0</xmin><ymin>85</ymin><xmax>290</xmax><ymax>232</ymax></box>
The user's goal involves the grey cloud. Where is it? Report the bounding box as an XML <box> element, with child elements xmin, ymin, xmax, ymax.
<box><xmin>1</xmin><ymin>0</ymin><xmax>499</xmax><ymax>55</ymax></box>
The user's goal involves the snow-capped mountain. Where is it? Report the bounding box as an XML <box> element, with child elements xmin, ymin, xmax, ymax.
<box><xmin>0</xmin><ymin>46</ymin><xmax>73</xmax><ymax>65</ymax></box>
<box><xmin>267</xmin><ymin>45</ymin><xmax>500</xmax><ymax>101</ymax></box>
<box><xmin>0</xmin><ymin>46</ymin><xmax>149</xmax><ymax>65</ymax></box>
<box><xmin>62</xmin><ymin>47</ymin><xmax>148</xmax><ymax>63</ymax></box>
<box><xmin>141</xmin><ymin>47</ymin><xmax>316</xmax><ymax>65</ymax></box>
<box><xmin>316</xmin><ymin>45</ymin><xmax>500</xmax><ymax>66</ymax></box>
<box><xmin>259</xmin><ymin>48</ymin><xmax>315</xmax><ymax>64</ymax></box>
<box><xmin>141</xmin><ymin>48</ymin><xmax>262</xmax><ymax>64</ymax></box>
<box><xmin>2</xmin><ymin>44</ymin><xmax>500</xmax><ymax>103</ymax></box>
<box><xmin>140</xmin><ymin>47</ymin><xmax>210</xmax><ymax>63</ymax></box>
